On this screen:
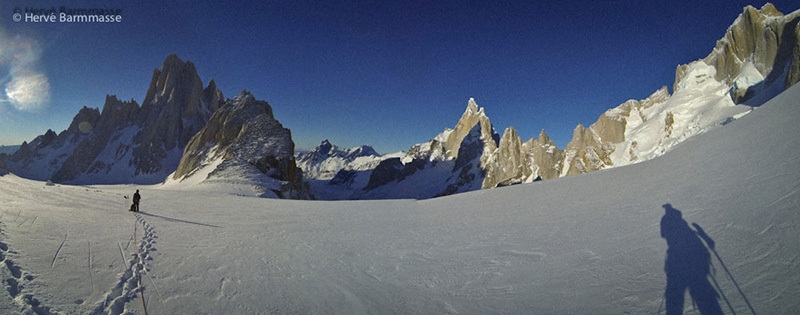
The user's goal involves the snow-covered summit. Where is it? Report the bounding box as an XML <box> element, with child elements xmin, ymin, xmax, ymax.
<box><xmin>562</xmin><ymin>3</ymin><xmax>800</xmax><ymax>176</ymax></box>
<box><xmin>1</xmin><ymin>72</ymin><xmax>798</xmax><ymax>315</ymax></box>
<box><xmin>295</xmin><ymin>140</ymin><xmax>381</xmax><ymax>180</ymax></box>
<box><xmin>312</xmin><ymin>4</ymin><xmax>800</xmax><ymax>199</ymax></box>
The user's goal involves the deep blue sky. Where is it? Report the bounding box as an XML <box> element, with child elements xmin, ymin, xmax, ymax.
<box><xmin>1</xmin><ymin>1</ymin><xmax>798</xmax><ymax>153</ymax></box>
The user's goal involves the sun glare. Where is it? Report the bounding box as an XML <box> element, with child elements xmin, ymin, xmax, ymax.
<box><xmin>4</xmin><ymin>71</ymin><xmax>50</xmax><ymax>112</ymax></box>
<box><xmin>0</xmin><ymin>28</ymin><xmax>50</xmax><ymax>113</ymax></box>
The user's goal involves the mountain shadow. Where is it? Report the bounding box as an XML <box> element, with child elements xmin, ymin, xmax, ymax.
<box><xmin>660</xmin><ymin>203</ymin><xmax>723</xmax><ymax>315</ymax></box>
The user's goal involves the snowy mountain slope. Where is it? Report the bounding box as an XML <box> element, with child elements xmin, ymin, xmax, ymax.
<box><xmin>295</xmin><ymin>140</ymin><xmax>381</xmax><ymax>180</ymax></box>
<box><xmin>3</xmin><ymin>129</ymin><xmax>84</xmax><ymax>181</ymax></box>
<box><xmin>0</xmin><ymin>78</ymin><xmax>797</xmax><ymax>315</ymax></box>
<box><xmin>306</xmin><ymin>4</ymin><xmax>799</xmax><ymax>200</ymax></box>
<box><xmin>4</xmin><ymin>55</ymin><xmax>223</xmax><ymax>185</ymax></box>
<box><xmin>165</xmin><ymin>91</ymin><xmax>312</xmax><ymax>199</ymax></box>
<box><xmin>601</xmin><ymin>63</ymin><xmax>752</xmax><ymax>169</ymax></box>
<box><xmin>314</xmin><ymin>99</ymin><xmax>505</xmax><ymax>200</ymax></box>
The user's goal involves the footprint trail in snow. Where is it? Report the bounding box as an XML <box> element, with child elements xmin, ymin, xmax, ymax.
<box><xmin>92</xmin><ymin>213</ymin><xmax>158</xmax><ymax>315</ymax></box>
<box><xmin>0</xmin><ymin>223</ymin><xmax>56</xmax><ymax>314</ymax></box>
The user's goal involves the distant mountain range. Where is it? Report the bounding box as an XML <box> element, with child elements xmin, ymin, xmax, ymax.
<box><xmin>1</xmin><ymin>3</ymin><xmax>798</xmax><ymax>200</ymax></box>
<box><xmin>0</xmin><ymin>54</ymin><xmax>310</xmax><ymax>198</ymax></box>
<box><xmin>298</xmin><ymin>3</ymin><xmax>800</xmax><ymax>199</ymax></box>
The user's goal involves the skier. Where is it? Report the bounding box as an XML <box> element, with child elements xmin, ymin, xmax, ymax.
<box><xmin>132</xmin><ymin>189</ymin><xmax>141</xmax><ymax>212</ymax></box>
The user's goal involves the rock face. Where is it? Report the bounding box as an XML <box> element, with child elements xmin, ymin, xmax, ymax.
<box><xmin>0</xmin><ymin>155</ymin><xmax>7</xmax><ymax>174</ymax></box>
<box><xmin>172</xmin><ymin>91</ymin><xmax>312</xmax><ymax>199</ymax></box>
<box><xmin>6</xmin><ymin>105</ymin><xmax>102</xmax><ymax>181</ymax></box>
<box><xmin>51</xmin><ymin>96</ymin><xmax>141</xmax><ymax>182</ymax></box>
<box><xmin>5</xmin><ymin>54</ymin><xmax>312</xmax><ymax>199</ymax></box>
<box><xmin>438</xmin><ymin>99</ymin><xmax>501</xmax><ymax>193</ymax></box>
<box><xmin>561</xmin><ymin>4</ymin><xmax>800</xmax><ymax>176</ymax></box>
<box><xmin>559</xmin><ymin>87</ymin><xmax>669</xmax><ymax>176</ymax></box>
<box><xmin>5</xmin><ymin>54</ymin><xmax>222</xmax><ymax>184</ymax></box>
<box><xmin>320</xmin><ymin>98</ymin><xmax>567</xmax><ymax>199</ymax></box>
<box><xmin>443</xmin><ymin>99</ymin><xmax>498</xmax><ymax>160</ymax></box>
<box><xmin>526</xmin><ymin>130</ymin><xmax>564</xmax><ymax>180</ymax></box>
<box><xmin>702</xmin><ymin>3</ymin><xmax>800</xmax><ymax>103</ymax></box>
<box><xmin>132</xmin><ymin>54</ymin><xmax>223</xmax><ymax>176</ymax></box>
<box><xmin>317</xmin><ymin>4</ymin><xmax>800</xmax><ymax>199</ymax></box>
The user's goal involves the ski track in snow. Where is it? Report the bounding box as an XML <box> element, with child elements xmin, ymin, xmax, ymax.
<box><xmin>51</xmin><ymin>230</ymin><xmax>68</xmax><ymax>269</ymax></box>
<box><xmin>0</xmin><ymin>206</ymin><xmax>159</xmax><ymax>315</ymax></box>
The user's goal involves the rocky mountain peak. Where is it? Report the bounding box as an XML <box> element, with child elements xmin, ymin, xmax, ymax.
<box><xmin>173</xmin><ymin>91</ymin><xmax>311</xmax><ymax>199</ymax></box>
<box><xmin>229</xmin><ymin>90</ymin><xmax>274</xmax><ymax>120</ymax></box>
<box><xmin>143</xmin><ymin>54</ymin><xmax>202</xmax><ymax>110</ymax></box>
<box><xmin>700</xmin><ymin>3</ymin><xmax>800</xmax><ymax>103</ymax></box>
<box><xmin>97</xmin><ymin>95</ymin><xmax>139</xmax><ymax>132</ymax></box>
<box><xmin>346</xmin><ymin>145</ymin><xmax>379</xmax><ymax>158</ymax></box>
<box><xmin>443</xmin><ymin>99</ymin><xmax>498</xmax><ymax>159</ymax></box>
<box><xmin>65</xmin><ymin>106</ymin><xmax>101</xmax><ymax>137</ymax></box>
<box><xmin>132</xmin><ymin>54</ymin><xmax>223</xmax><ymax>175</ymax></box>
<box><xmin>318</xmin><ymin>140</ymin><xmax>335</xmax><ymax>155</ymax></box>
<box><xmin>466</xmin><ymin>97</ymin><xmax>480</xmax><ymax>114</ymax></box>
<box><xmin>527</xmin><ymin>129</ymin><xmax>564</xmax><ymax>180</ymax></box>
<box><xmin>537</xmin><ymin>129</ymin><xmax>551</xmax><ymax>143</ymax></box>
<box><xmin>483</xmin><ymin>126</ymin><xmax>529</xmax><ymax>188</ymax></box>
<box><xmin>204</xmin><ymin>79</ymin><xmax>223</xmax><ymax>113</ymax></box>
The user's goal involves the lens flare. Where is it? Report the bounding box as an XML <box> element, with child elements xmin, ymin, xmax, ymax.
<box><xmin>0</xmin><ymin>26</ymin><xmax>50</xmax><ymax>113</ymax></box>
<box><xmin>5</xmin><ymin>71</ymin><xmax>50</xmax><ymax>112</ymax></box>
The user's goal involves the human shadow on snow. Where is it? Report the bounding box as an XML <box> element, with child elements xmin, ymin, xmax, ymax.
<box><xmin>660</xmin><ymin>203</ymin><xmax>723</xmax><ymax>315</ymax></box>
<box><xmin>139</xmin><ymin>211</ymin><xmax>222</xmax><ymax>228</ymax></box>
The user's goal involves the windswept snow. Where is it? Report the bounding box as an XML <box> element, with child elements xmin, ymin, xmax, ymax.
<box><xmin>0</xmin><ymin>85</ymin><xmax>799</xmax><ymax>314</ymax></box>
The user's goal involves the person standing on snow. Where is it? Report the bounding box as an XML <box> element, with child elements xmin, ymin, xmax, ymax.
<box><xmin>133</xmin><ymin>189</ymin><xmax>141</xmax><ymax>212</ymax></box>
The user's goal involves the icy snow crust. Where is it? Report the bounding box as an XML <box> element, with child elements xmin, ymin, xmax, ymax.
<box><xmin>0</xmin><ymin>84</ymin><xmax>798</xmax><ymax>314</ymax></box>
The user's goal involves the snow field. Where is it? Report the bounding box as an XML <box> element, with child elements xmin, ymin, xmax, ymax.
<box><xmin>0</xmin><ymin>84</ymin><xmax>798</xmax><ymax>313</ymax></box>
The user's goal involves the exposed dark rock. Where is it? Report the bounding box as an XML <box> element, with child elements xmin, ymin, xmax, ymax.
<box><xmin>174</xmin><ymin>91</ymin><xmax>312</xmax><ymax>199</ymax></box>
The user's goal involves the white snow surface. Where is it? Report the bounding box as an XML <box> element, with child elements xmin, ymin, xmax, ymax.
<box><xmin>0</xmin><ymin>85</ymin><xmax>799</xmax><ymax>314</ymax></box>
<box><xmin>609</xmin><ymin>61</ymin><xmax>751</xmax><ymax>169</ymax></box>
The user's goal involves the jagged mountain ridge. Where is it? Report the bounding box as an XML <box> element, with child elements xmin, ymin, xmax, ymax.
<box><xmin>4</xmin><ymin>54</ymin><xmax>222</xmax><ymax>184</ymax></box>
<box><xmin>306</xmin><ymin>3</ymin><xmax>800</xmax><ymax>199</ymax></box>
<box><xmin>3</xmin><ymin>4</ymin><xmax>798</xmax><ymax>200</ymax></box>
<box><xmin>167</xmin><ymin>91</ymin><xmax>313</xmax><ymax>199</ymax></box>
<box><xmin>133</xmin><ymin>54</ymin><xmax>225</xmax><ymax>176</ymax></box>
<box><xmin>4</xmin><ymin>54</ymin><xmax>310</xmax><ymax>199</ymax></box>
<box><xmin>563</xmin><ymin>3</ymin><xmax>800</xmax><ymax>176</ymax></box>
<box><xmin>296</xmin><ymin>140</ymin><xmax>381</xmax><ymax>180</ymax></box>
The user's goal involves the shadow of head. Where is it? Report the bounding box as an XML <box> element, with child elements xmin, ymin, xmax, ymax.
<box><xmin>662</xmin><ymin>203</ymin><xmax>679</xmax><ymax>216</ymax></box>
